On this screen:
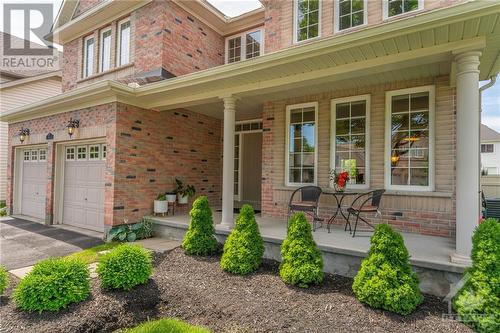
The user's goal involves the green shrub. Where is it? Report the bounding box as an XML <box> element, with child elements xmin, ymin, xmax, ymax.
<box><xmin>97</xmin><ymin>244</ymin><xmax>152</xmax><ymax>291</ymax></box>
<box><xmin>352</xmin><ymin>224</ymin><xmax>423</xmax><ymax>315</ymax></box>
<box><xmin>220</xmin><ymin>204</ymin><xmax>264</xmax><ymax>275</ymax></box>
<box><xmin>107</xmin><ymin>218</ymin><xmax>154</xmax><ymax>242</ymax></box>
<box><xmin>182</xmin><ymin>196</ymin><xmax>218</xmax><ymax>255</ymax></box>
<box><xmin>122</xmin><ymin>318</ymin><xmax>211</xmax><ymax>333</ymax></box>
<box><xmin>453</xmin><ymin>218</ymin><xmax>500</xmax><ymax>333</ymax></box>
<box><xmin>14</xmin><ymin>258</ymin><xmax>90</xmax><ymax>312</ymax></box>
<box><xmin>279</xmin><ymin>212</ymin><xmax>323</xmax><ymax>287</ymax></box>
<box><xmin>0</xmin><ymin>265</ymin><xmax>9</xmax><ymax>295</ymax></box>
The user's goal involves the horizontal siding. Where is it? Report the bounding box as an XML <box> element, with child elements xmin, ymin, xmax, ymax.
<box><xmin>0</xmin><ymin>78</ymin><xmax>61</xmax><ymax>113</ymax></box>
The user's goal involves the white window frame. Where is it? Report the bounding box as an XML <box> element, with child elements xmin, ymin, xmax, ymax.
<box><xmin>99</xmin><ymin>27</ymin><xmax>112</xmax><ymax>73</ymax></box>
<box><xmin>330</xmin><ymin>95</ymin><xmax>371</xmax><ymax>189</ymax></box>
<box><xmin>384</xmin><ymin>85</ymin><xmax>435</xmax><ymax>191</ymax></box>
<box><xmin>293</xmin><ymin>0</ymin><xmax>322</xmax><ymax>44</ymax></box>
<box><xmin>89</xmin><ymin>144</ymin><xmax>100</xmax><ymax>160</ymax></box>
<box><xmin>66</xmin><ymin>147</ymin><xmax>76</xmax><ymax>161</ymax></box>
<box><xmin>481</xmin><ymin>143</ymin><xmax>494</xmax><ymax>153</ymax></box>
<box><xmin>102</xmin><ymin>144</ymin><xmax>107</xmax><ymax>160</ymax></box>
<box><xmin>382</xmin><ymin>0</ymin><xmax>424</xmax><ymax>20</ymax></box>
<box><xmin>334</xmin><ymin>0</ymin><xmax>368</xmax><ymax>33</ymax></box>
<box><xmin>23</xmin><ymin>150</ymin><xmax>30</xmax><ymax>161</ymax></box>
<box><xmin>117</xmin><ymin>18</ymin><xmax>131</xmax><ymax>67</ymax></box>
<box><xmin>285</xmin><ymin>102</ymin><xmax>319</xmax><ymax>187</ymax></box>
<box><xmin>30</xmin><ymin>149</ymin><xmax>38</xmax><ymax>162</ymax></box>
<box><xmin>83</xmin><ymin>35</ymin><xmax>95</xmax><ymax>78</ymax></box>
<box><xmin>225</xmin><ymin>28</ymin><xmax>264</xmax><ymax>64</ymax></box>
<box><xmin>77</xmin><ymin>146</ymin><xmax>87</xmax><ymax>161</ymax></box>
<box><xmin>38</xmin><ymin>148</ymin><xmax>47</xmax><ymax>161</ymax></box>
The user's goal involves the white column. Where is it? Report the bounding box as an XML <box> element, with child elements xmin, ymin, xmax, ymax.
<box><xmin>451</xmin><ymin>51</ymin><xmax>482</xmax><ymax>264</ymax></box>
<box><xmin>220</xmin><ymin>96</ymin><xmax>237</xmax><ymax>229</ymax></box>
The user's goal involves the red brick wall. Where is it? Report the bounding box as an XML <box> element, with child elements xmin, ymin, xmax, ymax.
<box><xmin>73</xmin><ymin>0</ymin><xmax>104</xmax><ymax>19</ymax></box>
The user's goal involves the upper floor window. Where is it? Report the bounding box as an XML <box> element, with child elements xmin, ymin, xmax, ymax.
<box><xmin>100</xmin><ymin>28</ymin><xmax>112</xmax><ymax>72</ymax></box>
<box><xmin>481</xmin><ymin>144</ymin><xmax>494</xmax><ymax>153</ymax></box>
<box><xmin>384</xmin><ymin>0</ymin><xmax>423</xmax><ymax>19</ymax></box>
<box><xmin>83</xmin><ymin>35</ymin><xmax>94</xmax><ymax>77</ymax></box>
<box><xmin>118</xmin><ymin>19</ymin><xmax>131</xmax><ymax>66</ymax></box>
<box><xmin>336</xmin><ymin>0</ymin><xmax>367</xmax><ymax>32</ymax></box>
<box><xmin>225</xmin><ymin>29</ymin><xmax>263</xmax><ymax>64</ymax></box>
<box><xmin>295</xmin><ymin>0</ymin><xmax>320</xmax><ymax>42</ymax></box>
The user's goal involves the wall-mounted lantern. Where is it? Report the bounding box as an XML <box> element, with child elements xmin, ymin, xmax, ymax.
<box><xmin>18</xmin><ymin>128</ymin><xmax>30</xmax><ymax>143</ymax></box>
<box><xmin>67</xmin><ymin>118</ymin><xmax>80</xmax><ymax>138</ymax></box>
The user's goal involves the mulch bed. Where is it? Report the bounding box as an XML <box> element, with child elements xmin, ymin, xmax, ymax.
<box><xmin>0</xmin><ymin>248</ymin><xmax>473</xmax><ymax>333</ymax></box>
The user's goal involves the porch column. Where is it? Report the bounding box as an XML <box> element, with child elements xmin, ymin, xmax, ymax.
<box><xmin>220</xmin><ymin>96</ymin><xmax>237</xmax><ymax>229</ymax></box>
<box><xmin>452</xmin><ymin>51</ymin><xmax>482</xmax><ymax>264</ymax></box>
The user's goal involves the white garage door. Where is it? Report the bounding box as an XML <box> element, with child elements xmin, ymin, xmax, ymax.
<box><xmin>21</xmin><ymin>148</ymin><xmax>47</xmax><ymax>220</ymax></box>
<box><xmin>63</xmin><ymin>144</ymin><xmax>106</xmax><ymax>232</ymax></box>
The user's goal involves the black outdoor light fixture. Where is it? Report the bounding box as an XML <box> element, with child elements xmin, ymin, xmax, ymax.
<box><xmin>18</xmin><ymin>128</ymin><xmax>30</xmax><ymax>143</ymax></box>
<box><xmin>67</xmin><ymin>118</ymin><xmax>80</xmax><ymax>138</ymax></box>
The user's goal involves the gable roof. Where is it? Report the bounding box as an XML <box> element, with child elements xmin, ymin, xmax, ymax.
<box><xmin>481</xmin><ymin>124</ymin><xmax>500</xmax><ymax>141</ymax></box>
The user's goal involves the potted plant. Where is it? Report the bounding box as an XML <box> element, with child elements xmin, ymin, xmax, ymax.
<box><xmin>165</xmin><ymin>190</ymin><xmax>177</xmax><ymax>203</ymax></box>
<box><xmin>154</xmin><ymin>193</ymin><xmax>168</xmax><ymax>214</ymax></box>
<box><xmin>175</xmin><ymin>178</ymin><xmax>196</xmax><ymax>204</ymax></box>
<box><xmin>330</xmin><ymin>170</ymin><xmax>350</xmax><ymax>192</ymax></box>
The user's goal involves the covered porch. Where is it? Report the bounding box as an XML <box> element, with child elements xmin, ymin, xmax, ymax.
<box><xmin>150</xmin><ymin>211</ymin><xmax>465</xmax><ymax>297</ymax></box>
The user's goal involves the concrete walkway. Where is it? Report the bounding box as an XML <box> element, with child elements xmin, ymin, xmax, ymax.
<box><xmin>0</xmin><ymin>217</ymin><xmax>103</xmax><ymax>270</ymax></box>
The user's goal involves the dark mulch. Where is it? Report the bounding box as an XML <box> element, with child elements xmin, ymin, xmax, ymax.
<box><xmin>0</xmin><ymin>249</ymin><xmax>473</xmax><ymax>333</ymax></box>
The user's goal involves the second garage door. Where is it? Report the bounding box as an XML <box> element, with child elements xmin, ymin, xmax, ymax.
<box><xmin>63</xmin><ymin>144</ymin><xmax>105</xmax><ymax>232</ymax></box>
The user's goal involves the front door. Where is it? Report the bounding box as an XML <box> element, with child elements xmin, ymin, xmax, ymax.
<box><xmin>240</xmin><ymin>132</ymin><xmax>262</xmax><ymax>208</ymax></box>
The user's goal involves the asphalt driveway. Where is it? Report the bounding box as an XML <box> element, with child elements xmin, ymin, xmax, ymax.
<box><xmin>0</xmin><ymin>217</ymin><xmax>103</xmax><ymax>270</ymax></box>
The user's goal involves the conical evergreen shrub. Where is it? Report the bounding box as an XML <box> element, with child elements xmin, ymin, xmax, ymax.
<box><xmin>352</xmin><ymin>223</ymin><xmax>423</xmax><ymax>315</ymax></box>
<box><xmin>182</xmin><ymin>196</ymin><xmax>218</xmax><ymax>255</ymax></box>
<box><xmin>279</xmin><ymin>212</ymin><xmax>323</xmax><ymax>287</ymax></box>
<box><xmin>453</xmin><ymin>218</ymin><xmax>500</xmax><ymax>333</ymax></box>
<box><xmin>220</xmin><ymin>204</ymin><xmax>264</xmax><ymax>274</ymax></box>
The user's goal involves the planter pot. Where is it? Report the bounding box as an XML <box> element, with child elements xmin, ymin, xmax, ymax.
<box><xmin>154</xmin><ymin>200</ymin><xmax>168</xmax><ymax>214</ymax></box>
<box><xmin>178</xmin><ymin>194</ymin><xmax>189</xmax><ymax>204</ymax></box>
<box><xmin>166</xmin><ymin>194</ymin><xmax>176</xmax><ymax>203</ymax></box>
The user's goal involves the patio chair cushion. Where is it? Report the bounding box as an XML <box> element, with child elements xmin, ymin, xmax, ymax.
<box><xmin>348</xmin><ymin>205</ymin><xmax>378</xmax><ymax>213</ymax></box>
<box><xmin>290</xmin><ymin>202</ymin><xmax>317</xmax><ymax>212</ymax></box>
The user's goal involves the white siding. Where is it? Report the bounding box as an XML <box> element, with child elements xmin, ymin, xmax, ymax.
<box><xmin>481</xmin><ymin>141</ymin><xmax>500</xmax><ymax>175</ymax></box>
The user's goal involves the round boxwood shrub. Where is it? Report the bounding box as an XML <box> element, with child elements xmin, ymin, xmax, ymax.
<box><xmin>279</xmin><ymin>212</ymin><xmax>324</xmax><ymax>287</ymax></box>
<box><xmin>14</xmin><ymin>258</ymin><xmax>90</xmax><ymax>313</ymax></box>
<box><xmin>182</xmin><ymin>196</ymin><xmax>218</xmax><ymax>255</ymax></box>
<box><xmin>124</xmin><ymin>318</ymin><xmax>211</xmax><ymax>333</ymax></box>
<box><xmin>0</xmin><ymin>265</ymin><xmax>9</xmax><ymax>295</ymax></box>
<box><xmin>453</xmin><ymin>218</ymin><xmax>500</xmax><ymax>333</ymax></box>
<box><xmin>352</xmin><ymin>223</ymin><xmax>423</xmax><ymax>315</ymax></box>
<box><xmin>220</xmin><ymin>204</ymin><xmax>264</xmax><ymax>275</ymax></box>
<box><xmin>97</xmin><ymin>243</ymin><xmax>152</xmax><ymax>291</ymax></box>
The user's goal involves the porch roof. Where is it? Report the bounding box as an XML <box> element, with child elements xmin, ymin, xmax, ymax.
<box><xmin>2</xmin><ymin>0</ymin><xmax>500</xmax><ymax>123</ymax></box>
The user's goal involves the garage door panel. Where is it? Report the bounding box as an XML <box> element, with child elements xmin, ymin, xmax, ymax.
<box><xmin>20</xmin><ymin>154</ymin><xmax>47</xmax><ymax>220</ymax></box>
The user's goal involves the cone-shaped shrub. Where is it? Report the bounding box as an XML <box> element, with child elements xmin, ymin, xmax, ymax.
<box><xmin>453</xmin><ymin>218</ymin><xmax>500</xmax><ymax>333</ymax></box>
<box><xmin>182</xmin><ymin>196</ymin><xmax>218</xmax><ymax>255</ymax></box>
<box><xmin>352</xmin><ymin>224</ymin><xmax>423</xmax><ymax>315</ymax></box>
<box><xmin>220</xmin><ymin>204</ymin><xmax>264</xmax><ymax>274</ymax></box>
<box><xmin>279</xmin><ymin>212</ymin><xmax>323</xmax><ymax>287</ymax></box>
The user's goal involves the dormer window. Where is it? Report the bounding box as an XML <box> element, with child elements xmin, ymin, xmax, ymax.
<box><xmin>384</xmin><ymin>0</ymin><xmax>423</xmax><ymax>19</ymax></box>
<box><xmin>225</xmin><ymin>29</ymin><xmax>263</xmax><ymax>64</ymax></box>
<box><xmin>83</xmin><ymin>35</ymin><xmax>94</xmax><ymax>78</ymax></box>
<box><xmin>295</xmin><ymin>0</ymin><xmax>320</xmax><ymax>42</ymax></box>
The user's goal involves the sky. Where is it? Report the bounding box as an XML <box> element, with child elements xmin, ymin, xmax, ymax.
<box><xmin>0</xmin><ymin>0</ymin><xmax>499</xmax><ymax>131</ymax></box>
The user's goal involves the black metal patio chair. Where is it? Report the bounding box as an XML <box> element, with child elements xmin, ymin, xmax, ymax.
<box><xmin>288</xmin><ymin>186</ymin><xmax>323</xmax><ymax>230</ymax></box>
<box><xmin>345</xmin><ymin>189</ymin><xmax>385</xmax><ymax>237</ymax></box>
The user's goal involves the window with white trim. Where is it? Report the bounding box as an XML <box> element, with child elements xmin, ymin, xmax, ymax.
<box><xmin>102</xmin><ymin>145</ymin><xmax>107</xmax><ymax>159</ymax></box>
<box><xmin>384</xmin><ymin>0</ymin><xmax>422</xmax><ymax>19</ymax></box>
<box><xmin>225</xmin><ymin>29</ymin><xmax>263</xmax><ymax>64</ymax></box>
<box><xmin>99</xmin><ymin>28</ymin><xmax>112</xmax><ymax>72</ymax></box>
<box><xmin>83</xmin><ymin>35</ymin><xmax>94</xmax><ymax>78</ymax></box>
<box><xmin>39</xmin><ymin>149</ymin><xmax>47</xmax><ymax>161</ymax></box>
<box><xmin>23</xmin><ymin>150</ymin><xmax>30</xmax><ymax>161</ymax></box>
<box><xmin>295</xmin><ymin>0</ymin><xmax>320</xmax><ymax>42</ymax></box>
<box><xmin>89</xmin><ymin>145</ymin><xmax>100</xmax><ymax>160</ymax></box>
<box><xmin>481</xmin><ymin>144</ymin><xmax>494</xmax><ymax>153</ymax></box>
<box><xmin>386</xmin><ymin>86</ymin><xmax>434</xmax><ymax>190</ymax></box>
<box><xmin>336</xmin><ymin>0</ymin><xmax>367</xmax><ymax>31</ymax></box>
<box><xmin>66</xmin><ymin>147</ymin><xmax>75</xmax><ymax>161</ymax></box>
<box><xmin>331</xmin><ymin>95</ymin><xmax>370</xmax><ymax>187</ymax></box>
<box><xmin>118</xmin><ymin>19</ymin><xmax>131</xmax><ymax>66</ymax></box>
<box><xmin>286</xmin><ymin>103</ymin><xmax>318</xmax><ymax>185</ymax></box>
<box><xmin>30</xmin><ymin>149</ymin><xmax>38</xmax><ymax>161</ymax></box>
<box><xmin>77</xmin><ymin>146</ymin><xmax>87</xmax><ymax>160</ymax></box>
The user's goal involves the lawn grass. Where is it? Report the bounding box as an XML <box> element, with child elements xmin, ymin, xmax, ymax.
<box><xmin>65</xmin><ymin>242</ymin><xmax>120</xmax><ymax>264</ymax></box>
<box><xmin>121</xmin><ymin>318</ymin><xmax>211</xmax><ymax>333</ymax></box>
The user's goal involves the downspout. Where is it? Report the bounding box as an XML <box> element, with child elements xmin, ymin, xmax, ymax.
<box><xmin>478</xmin><ymin>75</ymin><xmax>497</xmax><ymax>203</ymax></box>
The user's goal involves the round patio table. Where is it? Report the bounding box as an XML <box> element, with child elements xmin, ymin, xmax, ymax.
<box><xmin>322</xmin><ymin>190</ymin><xmax>365</xmax><ymax>233</ymax></box>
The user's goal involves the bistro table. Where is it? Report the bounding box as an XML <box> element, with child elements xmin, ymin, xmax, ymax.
<box><xmin>322</xmin><ymin>190</ymin><xmax>367</xmax><ymax>233</ymax></box>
